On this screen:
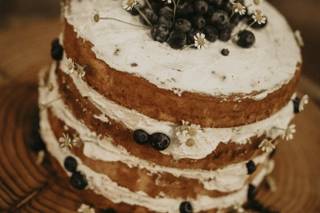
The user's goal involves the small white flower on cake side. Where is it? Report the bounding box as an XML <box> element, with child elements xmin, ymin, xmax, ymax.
<box><xmin>251</xmin><ymin>9</ymin><xmax>267</xmax><ymax>25</ymax></box>
<box><xmin>122</xmin><ymin>0</ymin><xmax>138</xmax><ymax>11</ymax></box>
<box><xmin>78</xmin><ymin>204</ymin><xmax>95</xmax><ymax>213</ymax></box>
<box><xmin>299</xmin><ymin>94</ymin><xmax>309</xmax><ymax>112</ymax></box>
<box><xmin>75</xmin><ymin>65</ymin><xmax>86</xmax><ymax>79</ymax></box>
<box><xmin>59</xmin><ymin>133</ymin><xmax>80</xmax><ymax>150</ymax></box>
<box><xmin>282</xmin><ymin>124</ymin><xmax>296</xmax><ymax>141</ymax></box>
<box><xmin>65</xmin><ymin>58</ymin><xmax>76</xmax><ymax>74</ymax></box>
<box><xmin>194</xmin><ymin>33</ymin><xmax>208</xmax><ymax>49</ymax></box>
<box><xmin>65</xmin><ymin>58</ymin><xmax>86</xmax><ymax>78</ymax></box>
<box><xmin>174</xmin><ymin>120</ymin><xmax>201</xmax><ymax>148</ymax></box>
<box><xmin>259</xmin><ymin>139</ymin><xmax>275</xmax><ymax>153</ymax></box>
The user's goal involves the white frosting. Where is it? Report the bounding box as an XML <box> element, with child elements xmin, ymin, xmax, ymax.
<box><xmin>60</xmin><ymin>58</ymin><xmax>295</xmax><ymax>160</ymax></box>
<box><xmin>40</xmin><ymin>64</ymin><xmax>270</xmax><ymax>192</ymax></box>
<box><xmin>65</xmin><ymin>0</ymin><xmax>301</xmax><ymax>100</ymax></box>
<box><xmin>40</xmin><ymin>98</ymin><xmax>273</xmax><ymax>212</ymax></box>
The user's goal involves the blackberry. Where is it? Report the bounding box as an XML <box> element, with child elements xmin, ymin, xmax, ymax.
<box><xmin>210</xmin><ymin>10</ymin><xmax>230</xmax><ymax>29</ymax></box>
<box><xmin>70</xmin><ymin>171</ymin><xmax>88</xmax><ymax>190</ymax></box>
<box><xmin>175</xmin><ymin>18</ymin><xmax>192</xmax><ymax>33</ymax></box>
<box><xmin>194</xmin><ymin>0</ymin><xmax>208</xmax><ymax>15</ymax></box>
<box><xmin>158</xmin><ymin>16</ymin><xmax>173</xmax><ymax>29</ymax></box>
<box><xmin>167</xmin><ymin>31</ymin><xmax>187</xmax><ymax>49</ymax></box>
<box><xmin>237</xmin><ymin>30</ymin><xmax>255</xmax><ymax>48</ymax></box>
<box><xmin>204</xmin><ymin>25</ymin><xmax>218</xmax><ymax>42</ymax></box>
<box><xmin>159</xmin><ymin>6</ymin><xmax>173</xmax><ymax>19</ymax></box>
<box><xmin>179</xmin><ymin>201</ymin><xmax>193</xmax><ymax>213</ymax></box>
<box><xmin>141</xmin><ymin>8</ymin><xmax>158</xmax><ymax>25</ymax></box>
<box><xmin>176</xmin><ymin>2</ymin><xmax>194</xmax><ymax>18</ymax></box>
<box><xmin>219</xmin><ymin>26</ymin><xmax>232</xmax><ymax>41</ymax></box>
<box><xmin>192</xmin><ymin>15</ymin><xmax>206</xmax><ymax>29</ymax></box>
<box><xmin>149</xmin><ymin>133</ymin><xmax>171</xmax><ymax>150</ymax></box>
<box><xmin>51</xmin><ymin>38</ymin><xmax>63</xmax><ymax>61</ymax></box>
<box><xmin>64</xmin><ymin>156</ymin><xmax>78</xmax><ymax>173</ymax></box>
<box><xmin>246</xmin><ymin>160</ymin><xmax>256</xmax><ymax>175</ymax></box>
<box><xmin>133</xmin><ymin>129</ymin><xmax>150</xmax><ymax>145</ymax></box>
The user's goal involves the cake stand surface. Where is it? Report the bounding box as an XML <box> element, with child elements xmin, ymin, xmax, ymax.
<box><xmin>0</xmin><ymin>18</ymin><xmax>320</xmax><ymax>213</ymax></box>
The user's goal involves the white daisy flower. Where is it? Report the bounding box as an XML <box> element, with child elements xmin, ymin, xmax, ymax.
<box><xmin>232</xmin><ymin>2</ymin><xmax>246</xmax><ymax>15</ymax></box>
<box><xmin>299</xmin><ymin>94</ymin><xmax>309</xmax><ymax>112</ymax></box>
<box><xmin>78</xmin><ymin>204</ymin><xmax>95</xmax><ymax>213</ymax></box>
<box><xmin>252</xmin><ymin>9</ymin><xmax>267</xmax><ymax>25</ymax></box>
<box><xmin>59</xmin><ymin>133</ymin><xmax>79</xmax><ymax>150</ymax></box>
<box><xmin>75</xmin><ymin>65</ymin><xmax>86</xmax><ymax>79</ymax></box>
<box><xmin>194</xmin><ymin>33</ymin><xmax>207</xmax><ymax>49</ymax></box>
<box><xmin>282</xmin><ymin>124</ymin><xmax>296</xmax><ymax>141</ymax></box>
<box><xmin>259</xmin><ymin>139</ymin><xmax>275</xmax><ymax>153</ymax></box>
<box><xmin>122</xmin><ymin>0</ymin><xmax>138</xmax><ymax>11</ymax></box>
<box><xmin>66</xmin><ymin>58</ymin><xmax>76</xmax><ymax>72</ymax></box>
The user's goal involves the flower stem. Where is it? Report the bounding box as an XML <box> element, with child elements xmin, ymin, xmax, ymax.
<box><xmin>134</xmin><ymin>6</ymin><xmax>152</xmax><ymax>26</ymax></box>
<box><xmin>173</xmin><ymin>0</ymin><xmax>181</xmax><ymax>22</ymax></box>
<box><xmin>99</xmin><ymin>16</ymin><xmax>146</xmax><ymax>28</ymax></box>
<box><xmin>145</xmin><ymin>0</ymin><xmax>152</xmax><ymax>10</ymax></box>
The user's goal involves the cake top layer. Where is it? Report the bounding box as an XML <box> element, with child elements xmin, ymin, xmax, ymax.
<box><xmin>65</xmin><ymin>0</ymin><xmax>301</xmax><ymax>100</ymax></box>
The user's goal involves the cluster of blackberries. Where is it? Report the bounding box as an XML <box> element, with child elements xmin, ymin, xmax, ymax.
<box><xmin>127</xmin><ymin>0</ymin><xmax>267</xmax><ymax>50</ymax></box>
<box><xmin>133</xmin><ymin>129</ymin><xmax>171</xmax><ymax>151</ymax></box>
<box><xmin>64</xmin><ymin>156</ymin><xmax>88</xmax><ymax>190</ymax></box>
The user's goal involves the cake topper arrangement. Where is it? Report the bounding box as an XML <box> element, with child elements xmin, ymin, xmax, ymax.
<box><xmin>93</xmin><ymin>0</ymin><xmax>268</xmax><ymax>51</ymax></box>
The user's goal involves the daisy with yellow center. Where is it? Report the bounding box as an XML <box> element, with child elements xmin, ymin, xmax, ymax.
<box><xmin>194</xmin><ymin>33</ymin><xmax>208</xmax><ymax>49</ymax></box>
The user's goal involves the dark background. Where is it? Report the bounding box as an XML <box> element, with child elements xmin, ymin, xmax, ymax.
<box><xmin>0</xmin><ymin>0</ymin><xmax>319</xmax><ymax>104</ymax></box>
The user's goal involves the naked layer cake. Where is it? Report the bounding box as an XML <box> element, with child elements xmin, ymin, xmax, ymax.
<box><xmin>38</xmin><ymin>0</ymin><xmax>308</xmax><ymax>212</ymax></box>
